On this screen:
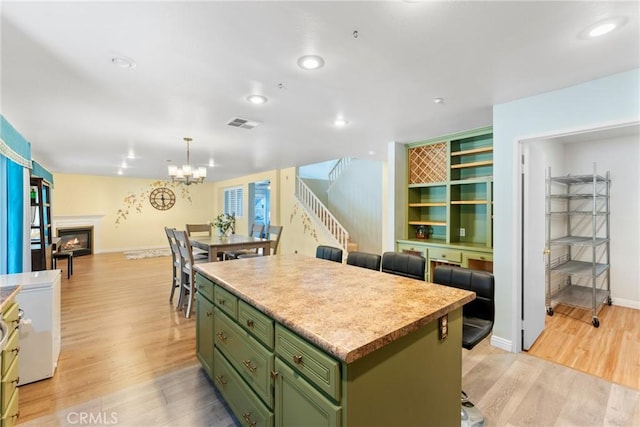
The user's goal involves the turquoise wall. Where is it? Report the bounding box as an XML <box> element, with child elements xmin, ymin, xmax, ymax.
<box><xmin>492</xmin><ymin>68</ymin><xmax>640</xmax><ymax>349</ymax></box>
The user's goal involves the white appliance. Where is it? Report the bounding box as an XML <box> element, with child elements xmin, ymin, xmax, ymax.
<box><xmin>0</xmin><ymin>270</ymin><xmax>61</xmax><ymax>385</ymax></box>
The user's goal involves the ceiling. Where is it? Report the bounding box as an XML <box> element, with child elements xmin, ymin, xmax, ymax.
<box><xmin>2</xmin><ymin>1</ymin><xmax>638</xmax><ymax>182</ymax></box>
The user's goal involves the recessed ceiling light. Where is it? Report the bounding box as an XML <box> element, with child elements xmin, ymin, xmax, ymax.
<box><xmin>121</xmin><ymin>160</ymin><xmax>128</xmax><ymax>169</ymax></box>
<box><xmin>111</xmin><ymin>56</ymin><xmax>136</xmax><ymax>69</ymax></box>
<box><xmin>579</xmin><ymin>17</ymin><xmax>628</xmax><ymax>39</ymax></box>
<box><xmin>368</xmin><ymin>150</ymin><xmax>376</xmax><ymax>156</ymax></box>
<box><xmin>334</xmin><ymin>118</ymin><xmax>349</xmax><ymax>127</ymax></box>
<box><xmin>208</xmin><ymin>158</ymin><xmax>215</xmax><ymax>167</ymax></box>
<box><xmin>127</xmin><ymin>149</ymin><xmax>135</xmax><ymax>159</ymax></box>
<box><xmin>117</xmin><ymin>169</ymin><xmax>123</xmax><ymax>175</ymax></box>
<box><xmin>246</xmin><ymin>94</ymin><xmax>268</xmax><ymax>104</ymax></box>
<box><xmin>433</xmin><ymin>97</ymin><xmax>444</xmax><ymax>104</ymax></box>
<box><xmin>297</xmin><ymin>55</ymin><xmax>325</xmax><ymax>70</ymax></box>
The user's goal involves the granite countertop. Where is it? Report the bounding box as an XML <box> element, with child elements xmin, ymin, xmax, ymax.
<box><xmin>0</xmin><ymin>285</ymin><xmax>21</xmax><ymax>312</ymax></box>
<box><xmin>195</xmin><ymin>253</ymin><xmax>474</xmax><ymax>363</ymax></box>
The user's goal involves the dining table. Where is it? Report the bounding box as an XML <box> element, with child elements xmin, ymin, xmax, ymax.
<box><xmin>189</xmin><ymin>234</ymin><xmax>271</xmax><ymax>262</ymax></box>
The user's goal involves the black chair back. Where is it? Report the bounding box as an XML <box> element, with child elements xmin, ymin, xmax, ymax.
<box><xmin>316</xmin><ymin>245</ymin><xmax>343</xmax><ymax>263</ymax></box>
<box><xmin>433</xmin><ymin>265</ymin><xmax>495</xmax><ymax>349</ymax></box>
<box><xmin>380</xmin><ymin>252</ymin><xmax>425</xmax><ymax>281</ymax></box>
<box><xmin>346</xmin><ymin>251</ymin><xmax>381</xmax><ymax>271</ymax></box>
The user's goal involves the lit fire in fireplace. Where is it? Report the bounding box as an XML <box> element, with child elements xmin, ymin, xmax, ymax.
<box><xmin>61</xmin><ymin>237</ymin><xmax>83</xmax><ymax>251</ymax></box>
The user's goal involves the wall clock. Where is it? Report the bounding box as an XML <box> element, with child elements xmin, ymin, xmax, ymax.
<box><xmin>149</xmin><ymin>187</ymin><xmax>176</xmax><ymax>211</ymax></box>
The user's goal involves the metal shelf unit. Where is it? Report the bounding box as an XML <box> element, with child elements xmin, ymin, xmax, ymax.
<box><xmin>545</xmin><ymin>164</ymin><xmax>611</xmax><ymax>328</ymax></box>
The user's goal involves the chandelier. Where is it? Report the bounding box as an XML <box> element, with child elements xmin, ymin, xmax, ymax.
<box><xmin>168</xmin><ymin>137</ymin><xmax>207</xmax><ymax>185</ymax></box>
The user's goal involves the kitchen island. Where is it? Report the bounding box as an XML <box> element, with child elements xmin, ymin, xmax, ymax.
<box><xmin>195</xmin><ymin>254</ymin><xmax>474</xmax><ymax>427</ymax></box>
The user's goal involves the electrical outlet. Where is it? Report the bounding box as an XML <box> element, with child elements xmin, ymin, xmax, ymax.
<box><xmin>459</xmin><ymin>228</ymin><xmax>466</xmax><ymax>237</ymax></box>
<box><xmin>438</xmin><ymin>314</ymin><xmax>448</xmax><ymax>340</ymax></box>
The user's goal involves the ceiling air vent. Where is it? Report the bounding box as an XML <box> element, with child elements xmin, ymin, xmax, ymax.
<box><xmin>226</xmin><ymin>117</ymin><xmax>261</xmax><ymax>130</ymax></box>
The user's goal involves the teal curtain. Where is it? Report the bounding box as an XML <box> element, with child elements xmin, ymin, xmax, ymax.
<box><xmin>0</xmin><ymin>156</ymin><xmax>6</xmax><ymax>273</ymax></box>
<box><xmin>6</xmin><ymin>159</ymin><xmax>24</xmax><ymax>273</ymax></box>
<box><xmin>1</xmin><ymin>115</ymin><xmax>33</xmax><ymax>274</ymax></box>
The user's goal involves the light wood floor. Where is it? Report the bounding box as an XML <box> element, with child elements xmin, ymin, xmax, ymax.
<box><xmin>527</xmin><ymin>303</ymin><xmax>640</xmax><ymax>390</ymax></box>
<box><xmin>17</xmin><ymin>253</ymin><xmax>640</xmax><ymax>426</ymax></box>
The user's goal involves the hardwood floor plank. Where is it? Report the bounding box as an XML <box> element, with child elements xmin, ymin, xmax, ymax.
<box><xmin>527</xmin><ymin>304</ymin><xmax>640</xmax><ymax>390</ymax></box>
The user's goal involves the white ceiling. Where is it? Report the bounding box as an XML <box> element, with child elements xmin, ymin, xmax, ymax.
<box><xmin>2</xmin><ymin>1</ymin><xmax>638</xmax><ymax>181</ymax></box>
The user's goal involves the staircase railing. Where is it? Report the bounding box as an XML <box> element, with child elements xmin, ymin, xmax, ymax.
<box><xmin>328</xmin><ymin>157</ymin><xmax>352</xmax><ymax>188</ymax></box>
<box><xmin>295</xmin><ymin>177</ymin><xmax>349</xmax><ymax>250</ymax></box>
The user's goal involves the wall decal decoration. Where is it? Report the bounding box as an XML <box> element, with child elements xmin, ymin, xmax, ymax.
<box><xmin>289</xmin><ymin>202</ymin><xmax>319</xmax><ymax>242</ymax></box>
<box><xmin>115</xmin><ymin>180</ymin><xmax>192</xmax><ymax>224</ymax></box>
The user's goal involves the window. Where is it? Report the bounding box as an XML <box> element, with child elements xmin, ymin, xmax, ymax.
<box><xmin>224</xmin><ymin>186</ymin><xmax>243</xmax><ymax>217</ymax></box>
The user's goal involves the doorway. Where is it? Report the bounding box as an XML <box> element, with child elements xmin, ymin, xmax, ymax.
<box><xmin>249</xmin><ymin>180</ymin><xmax>270</xmax><ymax>234</ymax></box>
<box><xmin>518</xmin><ymin>122</ymin><xmax>640</xmax><ymax>351</ymax></box>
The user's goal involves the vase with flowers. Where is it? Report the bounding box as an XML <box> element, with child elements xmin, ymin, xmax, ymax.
<box><xmin>211</xmin><ymin>213</ymin><xmax>236</xmax><ymax>239</ymax></box>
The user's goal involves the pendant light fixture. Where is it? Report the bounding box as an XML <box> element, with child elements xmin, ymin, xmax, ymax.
<box><xmin>168</xmin><ymin>137</ymin><xmax>207</xmax><ymax>185</ymax></box>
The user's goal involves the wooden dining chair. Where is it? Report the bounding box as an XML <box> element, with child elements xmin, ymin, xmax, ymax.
<box><xmin>186</xmin><ymin>223</ymin><xmax>211</xmax><ymax>260</ymax></box>
<box><xmin>173</xmin><ymin>230</ymin><xmax>199</xmax><ymax>318</ymax></box>
<box><xmin>164</xmin><ymin>227</ymin><xmax>182</xmax><ymax>304</ymax></box>
<box><xmin>238</xmin><ymin>225</ymin><xmax>283</xmax><ymax>259</ymax></box>
<box><xmin>223</xmin><ymin>223</ymin><xmax>265</xmax><ymax>260</ymax></box>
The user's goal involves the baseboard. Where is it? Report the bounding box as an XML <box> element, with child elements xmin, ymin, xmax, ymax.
<box><xmin>94</xmin><ymin>246</ymin><xmax>167</xmax><ymax>254</ymax></box>
<box><xmin>612</xmin><ymin>297</ymin><xmax>640</xmax><ymax>310</ymax></box>
<box><xmin>490</xmin><ymin>335</ymin><xmax>513</xmax><ymax>352</ymax></box>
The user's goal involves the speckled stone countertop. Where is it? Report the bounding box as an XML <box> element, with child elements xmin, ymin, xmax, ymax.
<box><xmin>0</xmin><ymin>285</ymin><xmax>21</xmax><ymax>312</ymax></box>
<box><xmin>195</xmin><ymin>254</ymin><xmax>474</xmax><ymax>363</ymax></box>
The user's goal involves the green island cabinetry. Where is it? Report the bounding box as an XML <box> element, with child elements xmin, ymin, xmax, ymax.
<box><xmin>1</xmin><ymin>295</ymin><xmax>20</xmax><ymax>427</ymax></box>
<box><xmin>195</xmin><ymin>255</ymin><xmax>474</xmax><ymax>427</ymax></box>
<box><xmin>400</xmin><ymin>126</ymin><xmax>494</xmax><ymax>280</ymax></box>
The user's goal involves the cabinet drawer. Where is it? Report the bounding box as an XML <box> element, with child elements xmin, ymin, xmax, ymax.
<box><xmin>2</xmin><ymin>303</ymin><xmax>19</xmax><ymax>334</ymax></box>
<box><xmin>238</xmin><ymin>301</ymin><xmax>274</xmax><ymax>350</ymax></box>
<box><xmin>396</xmin><ymin>243</ymin><xmax>427</xmax><ymax>259</ymax></box>
<box><xmin>215</xmin><ymin>309</ymin><xmax>274</xmax><ymax>408</ymax></box>
<box><xmin>275</xmin><ymin>324</ymin><xmax>341</xmax><ymax>402</ymax></box>
<box><xmin>1</xmin><ymin>357</ymin><xmax>18</xmax><ymax>410</ymax></box>
<box><xmin>195</xmin><ymin>273</ymin><xmax>214</xmax><ymax>302</ymax></box>
<box><xmin>429</xmin><ymin>248</ymin><xmax>461</xmax><ymax>263</ymax></box>
<box><xmin>274</xmin><ymin>357</ymin><xmax>342</xmax><ymax>427</ymax></box>
<box><xmin>213</xmin><ymin>348</ymin><xmax>273</xmax><ymax>427</ymax></box>
<box><xmin>214</xmin><ymin>285</ymin><xmax>238</xmax><ymax>319</ymax></box>
<box><xmin>1</xmin><ymin>387</ymin><xmax>18</xmax><ymax>427</ymax></box>
<box><xmin>1</xmin><ymin>330</ymin><xmax>19</xmax><ymax>377</ymax></box>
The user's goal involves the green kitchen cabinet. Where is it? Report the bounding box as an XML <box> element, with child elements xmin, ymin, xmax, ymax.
<box><xmin>195</xmin><ymin>273</ymin><xmax>215</xmax><ymax>380</ymax></box>
<box><xmin>274</xmin><ymin>357</ymin><xmax>341</xmax><ymax>427</ymax></box>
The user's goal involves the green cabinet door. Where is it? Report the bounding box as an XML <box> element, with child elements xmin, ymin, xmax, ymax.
<box><xmin>274</xmin><ymin>358</ymin><xmax>341</xmax><ymax>427</ymax></box>
<box><xmin>196</xmin><ymin>292</ymin><xmax>214</xmax><ymax>379</ymax></box>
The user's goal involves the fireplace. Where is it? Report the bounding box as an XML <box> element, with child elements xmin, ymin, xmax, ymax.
<box><xmin>57</xmin><ymin>226</ymin><xmax>93</xmax><ymax>256</ymax></box>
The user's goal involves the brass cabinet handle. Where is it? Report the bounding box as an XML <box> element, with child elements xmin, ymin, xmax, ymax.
<box><xmin>11</xmin><ymin>347</ymin><xmax>20</xmax><ymax>355</ymax></box>
<box><xmin>218</xmin><ymin>299</ymin><xmax>225</xmax><ymax>305</ymax></box>
<box><xmin>242</xmin><ymin>413</ymin><xmax>257</xmax><ymax>427</ymax></box>
<box><xmin>270</xmin><ymin>370</ymin><xmax>279</xmax><ymax>379</ymax></box>
<box><xmin>215</xmin><ymin>332</ymin><xmax>227</xmax><ymax>342</ymax></box>
<box><xmin>215</xmin><ymin>375</ymin><xmax>227</xmax><ymax>386</ymax></box>
<box><xmin>480</xmin><ymin>256</ymin><xmax>485</xmax><ymax>260</ymax></box>
<box><xmin>10</xmin><ymin>411</ymin><xmax>19</xmax><ymax>420</ymax></box>
<box><xmin>246</xmin><ymin>319</ymin><xmax>254</xmax><ymax>328</ymax></box>
<box><xmin>242</xmin><ymin>359</ymin><xmax>257</xmax><ymax>373</ymax></box>
<box><xmin>293</xmin><ymin>355</ymin><xmax>303</xmax><ymax>364</ymax></box>
<box><xmin>11</xmin><ymin>377</ymin><xmax>19</xmax><ymax>385</ymax></box>
<box><xmin>441</xmin><ymin>254</ymin><xmax>447</xmax><ymax>258</ymax></box>
<box><xmin>206</xmin><ymin>311</ymin><xmax>212</xmax><ymax>317</ymax></box>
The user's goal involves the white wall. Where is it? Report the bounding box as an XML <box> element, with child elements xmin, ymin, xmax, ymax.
<box><xmin>563</xmin><ymin>135</ymin><xmax>639</xmax><ymax>306</ymax></box>
<box><xmin>327</xmin><ymin>159</ymin><xmax>383</xmax><ymax>254</ymax></box>
<box><xmin>493</xmin><ymin>68</ymin><xmax>640</xmax><ymax>351</ymax></box>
